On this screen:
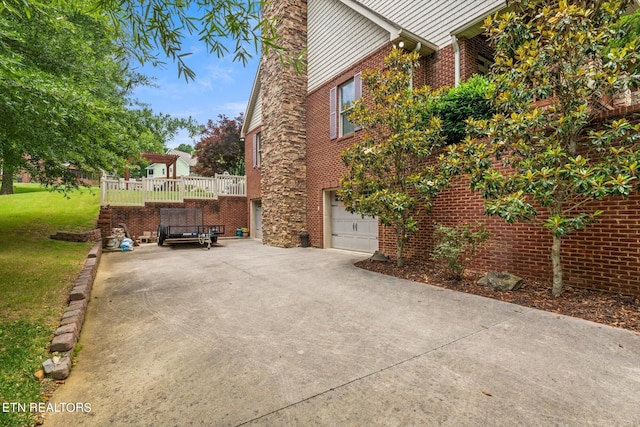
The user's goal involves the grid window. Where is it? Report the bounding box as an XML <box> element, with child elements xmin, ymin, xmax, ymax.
<box><xmin>255</xmin><ymin>132</ymin><xmax>262</xmax><ymax>167</ymax></box>
<box><xmin>339</xmin><ymin>79</ymin><xmax>356</xmax><ymax>137</ymax></box>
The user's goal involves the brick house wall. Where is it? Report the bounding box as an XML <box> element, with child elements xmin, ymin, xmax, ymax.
<box><xmin>306</xmin><ymin>43</ymin><xmax>393</xmax><ymax>248</ymax></box>
<box><xmin>304</xmin><ymin>34</ymin><xmax>640</xmax><ymax>296</ymax></box>
<box><xmin>305</xmin><ymin>41</ymin><xmax>454</xmax><ymax>249</ymax></box>
<box><xmin>381</xmin><ymin>171</ymin><xmax>640</xmax><ymax>297</ymax></box>
<box><xmin>423</xmin><ymin>44</ymin><xmax>455</xmax><ymax>89</ymax></box>
<box><xmin>459</xmin><ymin>34</ymin><xmax>494</xmax><ymax>80</ymax></box>
<box><xmin>378</xmin><ymin>104</ymin><xmax>640</xmax><ymax>296</ymax></box>
<box><xmin>245</xmin><ymin>126</ymin><xmax>262</xmax><ymax>231</ymax></box>
<box><xmin>99</xmin><ymin>198</ymin><xmax>247</xmax><ymax>241</ymax></box>
<box><xmin>245</xmin><ymin>127</ymin><xmax>262</xmax><ymax>201</ymax></box>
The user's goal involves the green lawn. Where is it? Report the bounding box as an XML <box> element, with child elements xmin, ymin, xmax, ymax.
<box><xmin>0</xmin><ymin>183</ymin><xmax>100</xmax><ymax>427</ymax></box>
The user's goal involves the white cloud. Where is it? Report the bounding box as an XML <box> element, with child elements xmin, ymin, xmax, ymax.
<box><xmin>131</xmin><ymin>50</ymin><xmax>258</xmax><ymax>148</ymax></box>
<box><xmin>167</xmin><ymin>129</ymin><xmax>195</xmax><ymax>149</ymax></box>
<box><xmin>202</xmin><ymin>63</ymin><xmax>236</xmax><ymax>83</ymax></box>
<box><xmin>220</xmin><ymin>102</ymin><xmax>248</xmax><ymax>115</ymax></box>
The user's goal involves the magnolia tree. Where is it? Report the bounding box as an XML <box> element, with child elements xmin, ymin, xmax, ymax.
<box><xmin>339</xmin><ymin>49</ymin><xmax>446</xmax><ymax>267</ymax></box>
<box><xmin>446</xmin><ymin>0</ymin><xmax>640</xmax><ymax>295</ymax></box>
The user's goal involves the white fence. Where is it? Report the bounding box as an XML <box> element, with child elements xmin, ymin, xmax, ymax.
<box><xmin>100</xmin><ymin>175</ymin><xmax>246</xmax><ymax>206</ymax></box>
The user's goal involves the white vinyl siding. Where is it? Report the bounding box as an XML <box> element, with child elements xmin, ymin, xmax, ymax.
<box><xmin>146</xmin><ymin>158</ymin><xmax>190</xmax><ymax>179</ymax></box>
<box><xmin>360</xmin><ymin>0</ymin><xmax>505</xmax><ymax>47</ymax></box>
<box><xmin>308</xmin><ymin>0</ymin><xmax>388</xmax><ymax>92</ymax></box>
<box><xmin>308</xmin><ymin>0</ymin><xmax>505</xmax><ymax>92</ymax></box>
<box><xmin>247</xmin><ymin>86</ymin><xmax>262</xmax><ymax>132</ymax></box>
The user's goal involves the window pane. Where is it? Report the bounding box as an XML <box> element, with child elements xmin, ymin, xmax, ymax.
<box><xmin>340</xmin><ymin>80</ymin><xmax>355</xmax><ymax>108</ymax></box>
<box><xmin>257</xmin><ymin>133</ymin><xmax>262</xmax><ymax>166</ymax></box>
<box><xmin>339</xmin><ymin>79</ymin><xmax>355</xmax><ymax>136</ymax></box>
<box><xmin>341</xmin><ymin>113</ymin><xmax>355</xmax><ymax>135</ymax></box>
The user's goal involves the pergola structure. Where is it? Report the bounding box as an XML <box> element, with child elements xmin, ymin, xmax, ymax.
<box><xmin>140</xmin><ymin>152</ymin><xmax>180</xmax><ymax>179</ymax></box>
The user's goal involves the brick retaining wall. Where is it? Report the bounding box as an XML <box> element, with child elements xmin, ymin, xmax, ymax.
<box><xmin>379</xmin><ymin>177</ymin><xmax>640</xmax><ymax>296</ymax></box>
<box><xmin>99</xmin><ymin>198</ymin><xmax>248</xmax><ymax>240</ymax></box>
<box><xmin>50</xmin><ymin>229</ymin><xmax>102</xmax><ymax>242</ymax></box>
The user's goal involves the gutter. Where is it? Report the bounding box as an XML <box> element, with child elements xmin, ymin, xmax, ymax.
<box><xmin>452</xmin><ymin>35</ymin><xmax>460</xmax><ymax>86</ymax></box>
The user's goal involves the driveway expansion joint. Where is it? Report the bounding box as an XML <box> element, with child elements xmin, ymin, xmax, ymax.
<box><xmin>236</xmin><ymin>308</ymin><xmax>534</xmax><ymax>426</ymax></box>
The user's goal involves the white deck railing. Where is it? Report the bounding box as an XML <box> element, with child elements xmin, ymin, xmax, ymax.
<box><xmin>100</xmin><ymin>175</ymin><xmax>246</xmax><ymax>206</ymax></box>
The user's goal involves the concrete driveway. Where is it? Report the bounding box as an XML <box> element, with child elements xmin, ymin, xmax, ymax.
<box><xmin>45</xmin><ymin>239</ymin><xmax>640</xmax><ymax>426</ymax></box>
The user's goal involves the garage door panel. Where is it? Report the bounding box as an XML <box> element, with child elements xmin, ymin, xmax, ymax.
<box><xmin>254</xmin><ymin>202</ymin><xmax>262</xmax><ymax>239</ymax></box>
<box><xmin>332</xmin><ymin>235</ymin><xmax>377</xmax><ymax>253</ymax></box>
<box><xmin>333</xmin><ymin>219</ymin><xmax>357</xmax><ymax>234</ymax></box>
<box><xmin>355</xmin><ymin>218</ymin><xmax>376</xmax><ymax>235</ymax></box>
<box><xmin>329</xmin><ymin>191</ymin><xmax>378</xmax><ymax>253</ymax></box>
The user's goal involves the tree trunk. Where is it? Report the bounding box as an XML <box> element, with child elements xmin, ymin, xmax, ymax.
<box><xmin>395</xmin><ymin>229</ymin><xmax>405</xmax><ymax>268</ymax></box>
<box><xmin>551</xmin><ymin>234</ymin><xmax>563</xmax><ymax>296</ymax></box>
<box><xmin>0</xmin><ymin>170</ymin><xmax>14</xmax><ymax>195</ymax></box>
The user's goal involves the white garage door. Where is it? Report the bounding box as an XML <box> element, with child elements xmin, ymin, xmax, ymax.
<box><xmin>254</xmin><ymin>201</ymin><xmax>262</xmax><ymax>239</ymax></box>
<box><xmin>330</xmin><ymin>192</ymin><xmax>378</xmax><ymax>253</ymax></box>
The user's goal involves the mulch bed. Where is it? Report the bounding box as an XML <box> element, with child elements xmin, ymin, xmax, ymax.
<box><xmin>355</xmin><ymin>259</ymin><xmax>640</xmax><ymax>334</ymax></box>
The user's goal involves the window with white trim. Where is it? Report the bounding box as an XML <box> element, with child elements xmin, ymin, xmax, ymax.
<box><xmin>340</xmin><ymin>79</ymin><xmax>356</xmax><ymax>136</ymax></box>
<box><xmin>252</xmin><ymin>132</ymin><xmax>262</xmax><ymax>168</ymax></box>
<box><xmin>330</xmin><ymin>73</ymin><xmax>362</xmax><ymax>139</ymax></box>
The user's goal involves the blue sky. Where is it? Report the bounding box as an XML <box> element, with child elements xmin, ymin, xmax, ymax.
<box><xmin>132</xmin><ymin>42</ymin><xmax>260</xmax><ymax>150</ymax></box>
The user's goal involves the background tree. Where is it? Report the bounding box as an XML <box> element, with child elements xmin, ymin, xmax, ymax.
<box><xmin>610</xmin><ymin>6</ymin><xmax>640</xmax><ymax>83</ymax></box>
<box><xmin>447</xmin><ymin>0</ymin><xmax>640</xmax><ymax>295</ymax></box>
<box><xmin>0</xmin><ymin>0</ymin><xmax>290</xmax><ymax>194</ymax></box>
<box><xmin>0</xmin><ymin>0</ymin><xmax>194</xmax><ymax>193</ymax></box>
<box><xmin>193</xmin><ymin>114</ymin><xmax>244</xmax><ymax>176</ymax></box>
<box><xmin>124</xmin><ymin>108</ymin><xmax>196</xmax><ymax>178</ymax></box>
<box><xmin>96</xmin><ymin>0</ymin><xmax>286</xmax><ymax>81</ymax></box>
<box><xmin>611</xmin><ymin>7</ymin><xmax>640</xmax><ymax>51</ymax></box>
<box><xmin>339</xmin><ymin>49</ymin><xmax>447</xmax><ymax>267</ymax></box>
<box><xmin>175</xmin><ymin>143</ymin><xmax>194</xmax><ymax>154</ymax></box>
<box><xmin>0</xmin><ymin>0</ymin><xmax>134</xmax><ymax>194</ymax></box>
<box><xmin>1</xmin><ymin>0</ymin><xmax>289</xmax><ymax>81</ymax></box>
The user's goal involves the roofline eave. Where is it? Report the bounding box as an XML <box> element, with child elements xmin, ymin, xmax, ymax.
<box><xmin>241</xmin><ymin>69</ymin><xmax>262</xmax><ymax>137</ymax></box>
<box><xmin>340</xmin><ymin>0</ymin><xmax>437</xmax><ymax>54</ymax></box>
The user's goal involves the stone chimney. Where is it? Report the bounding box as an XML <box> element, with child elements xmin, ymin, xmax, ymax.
<box><xmin>260</xmin><ymin>0</ymin><xmax>308</xmax><ymax>247</ymax></box>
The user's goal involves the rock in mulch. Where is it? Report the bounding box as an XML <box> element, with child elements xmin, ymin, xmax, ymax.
<box><xmin>369</xmin><ymin>251</ymin><xmax>390</xmax><ymax>262</ymax></box>
<box><xmin>478</xmin><ymin>271</ymin><xmax>525</xmax><ymax>291</ymax></box>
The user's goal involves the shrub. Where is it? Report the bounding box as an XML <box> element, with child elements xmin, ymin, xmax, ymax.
<box><xmin>430</xmin><ymin>75</ymin><xmax>494</xmax><ymax>145</ymax></box>
<box><xmin>432</xmin><ymin>221</ymin><xmax>489</xmax><ymax>280</ymax></box>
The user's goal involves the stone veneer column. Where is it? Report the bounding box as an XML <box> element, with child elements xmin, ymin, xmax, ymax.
<box><xmin>260</xmin><ymin>0</ymin><xmax>308</xmax><ymax>247</ymax></box>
